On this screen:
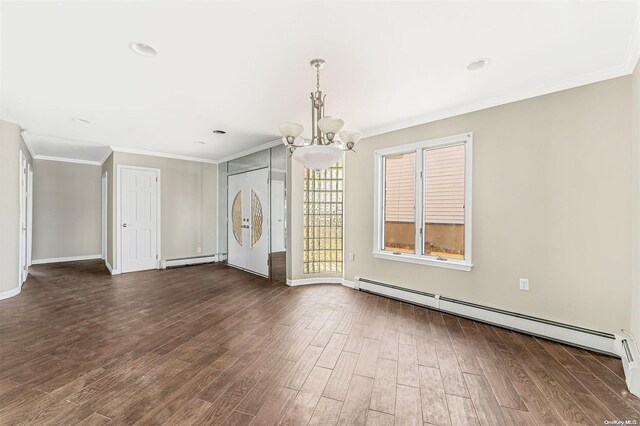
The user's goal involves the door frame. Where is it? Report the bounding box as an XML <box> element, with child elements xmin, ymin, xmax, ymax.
<box><xmin>116</xmin><ymin>164</ymin><xmax>161</xmax><ymax>273</ymax></box>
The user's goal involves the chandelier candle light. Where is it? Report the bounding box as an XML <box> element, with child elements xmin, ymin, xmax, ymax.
<box><xmin>279</xmin><ymin>59</ymin><xmax>362</xmax><ymax>171</ymax></box>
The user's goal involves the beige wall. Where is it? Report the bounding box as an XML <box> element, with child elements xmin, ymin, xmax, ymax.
<box><xmin>108</xmin><ymin>152</ymin><xmax>217</xmax><ymax>270</ymax></box>
<box><xmin>341</xmin><ymin>76</ymin><xmax>631</xmax><ymax>333</ymax></box>
<box><xmin>32</xmin><ymin>160</ymin><xmax>101</xmax><ymax>260</ymax></box>
<box><xmin>0</xmin><ymin>120</ymin><xmax>32</xmax><ymax>293</ymax></box>
<box><xmin>631</xmin><ymin>59</ymin><xmax>640</xmax><ymax>343</ymax></box>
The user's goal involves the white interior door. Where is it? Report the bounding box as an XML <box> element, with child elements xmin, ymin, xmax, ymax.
<box><xmin>227</xmin><ymin>168</ymin><xmax>269</xmax><ymax>276</ymax></box>
<box><xmin>120</xmin><ymin>167</ymin><xmax>159</xmax><ymax>273</ymax></box>
<box><xmin>27</xmin><ymin>164</ymin><xmax>33</xmax><ymax>267</ymax></box>
<box><xmin>271</xmin><ymin>180</ymin><xmax>285</xmax><ymax>252</ymax></box>
<box><xmin>19</xmin><ymin>151</ymin><xmax>27</xmax><ymax>284</ymax></box>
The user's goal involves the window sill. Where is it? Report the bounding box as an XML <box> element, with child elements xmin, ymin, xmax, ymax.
<box><xmin>372</xmin><ymin>251</ymin><xmax>473</xmax><ymax>272</ymax></box>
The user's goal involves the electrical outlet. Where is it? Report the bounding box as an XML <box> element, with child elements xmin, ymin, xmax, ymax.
<box><xmin>197</xmin><ymin>247</ymin><xmax>202</xmax><ymax>253</ymax></box>
<box><xmin>349</xmin><ymin>252</ymin><xmax>355</xmax><ymax>261</ymax></box>
<box><xmin>519</xmin><ymin>278</ymin><xmax>529</xmax><ymax>291</ymax></box>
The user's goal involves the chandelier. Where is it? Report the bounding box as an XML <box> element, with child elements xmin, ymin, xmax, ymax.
<box><xmin>279</xmin><ymin>59</ymin><xmax>362</xmax><ymax>171</ymax></box>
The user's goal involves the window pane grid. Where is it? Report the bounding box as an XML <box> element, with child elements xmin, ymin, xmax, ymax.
<box><xmin>303</xmin><ymin>160</ymin><xmax>343</xmax><ymax>274</ymax></box>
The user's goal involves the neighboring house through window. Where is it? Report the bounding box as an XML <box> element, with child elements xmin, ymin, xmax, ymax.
<box><xmin>374</xmin><ymin>133</ymin><xmax>472</xmax><ymax>271</ymax></box>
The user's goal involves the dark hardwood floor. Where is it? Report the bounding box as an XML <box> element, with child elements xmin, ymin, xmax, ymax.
<box><xmin>0</xmin><ymin>260</ymin><xmax>638</xmax><ymax>425</ymax></box>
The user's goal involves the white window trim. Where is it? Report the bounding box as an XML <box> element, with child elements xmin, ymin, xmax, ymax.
<box><xmin>373</xmin><ymin>132</ymin><xmax>473</xmax><ymax>272</ymax></box>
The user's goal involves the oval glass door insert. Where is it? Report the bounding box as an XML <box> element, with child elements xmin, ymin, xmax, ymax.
<box><xmin>251</xmin><ymin>189</ymin><xmax>263</xmax><ymax>247</ymax></box>
<box><xmin>232</xmin><ymin>190</ymin><xmax>243</xmax><ymax>246</ymax></box>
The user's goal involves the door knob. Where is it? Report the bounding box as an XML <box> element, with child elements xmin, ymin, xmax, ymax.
<box><xmin>122</xmin><ymin>223</ymin><xmax>128</xmax><ymax>227</ymax></box>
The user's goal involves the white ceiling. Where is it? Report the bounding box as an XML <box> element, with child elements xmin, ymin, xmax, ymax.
<box><xmin>2</xmin><ymin>1</ymin><xmax>639</xmax><ymax>164</ymax></box>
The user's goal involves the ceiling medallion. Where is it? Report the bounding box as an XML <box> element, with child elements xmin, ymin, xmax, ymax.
<box><xmin>279</xmin><ymin>59</ymin><xmax>362</xmax><ymax>171</ymax></box>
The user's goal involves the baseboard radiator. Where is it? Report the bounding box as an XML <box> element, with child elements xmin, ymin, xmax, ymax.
<box><xmin>354</xmin><ymin>277</ymin><xmax>617</xmax><ymax>356</ymax></box>
<box><xmin>618</xmin><ymin>332</ymin><xmax>640</xmax><ymax>398</ymax></box>
<box><xmin>160</xmin><ymin>255</ymin><xmax>219</xmax><ymax>269</ymax></box>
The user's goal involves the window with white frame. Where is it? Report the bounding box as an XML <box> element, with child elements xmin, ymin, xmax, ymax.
<box><xmin>374</xmin><ymin>133</ymin><xmax>473</xmax><ymax>271</ymax></box>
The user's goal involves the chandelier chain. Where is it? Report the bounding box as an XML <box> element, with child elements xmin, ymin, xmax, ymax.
<box><xmin>316</xmin><ymin>67</ymin><xmax>320</xmax><ymax>92</ymax></box>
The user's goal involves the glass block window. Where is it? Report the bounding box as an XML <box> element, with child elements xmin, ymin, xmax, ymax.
<box><xmin>303</xmin><ymin>160</ymin><xmax>343</xmax><ymax>274</ymax></box>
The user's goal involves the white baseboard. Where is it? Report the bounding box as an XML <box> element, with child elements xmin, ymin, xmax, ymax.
<box><xmin>284</xmin><ymin>277</ymin><xmax>353</xmax><ymax>289</ymax></box>
<box><xmin>104</xmin><ymin>260</ymin><xmax>121</xmax><ymax>275</ymax></box>
<box><xmin>32</xmin><ymin>254</ymin><xmax>102</xmax><ymax>264</ymax></box>
<box><xmin>616</xmin><ymin>331</ymin><xmax>640</xmax><ymax>397</ymax></box>
<box><xmin>0</xmin><ymin>285</ymin><xmax>21</xmax><ymax>301</ymax></box>
<box><xmin>287</xmin><ymin>277</ymin><xmax>346</xmax><ymax>287</ymax></box>
<box><xmin>160</xmin><ymin>255</ymin><xmax>217</xmax><ymax>269</ymax></box>
<box><xmin>354</xmin><ymin>276</ymin><xmax>617</xmax><ymax>355</ymax></box>
<box><xmin>342</xmin><ymin>279</ymin><xmax>355</xmax><ymax>288</ymax></box>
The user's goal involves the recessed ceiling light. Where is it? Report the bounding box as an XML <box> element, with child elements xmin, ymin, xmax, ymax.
<box><xmin>72</xmin><ymin>118</ymin><xmax>90</xmax><ymax>124</ymax></box>
<box><xmin>212</xmin><ymin>130</ymin><xmax>226</xmax><ymax>134</ymax></box>
<box><xmin>129</xmin><ymin>42</ymin><xmax>158</xmax><ymax>57</ymax></box>
<box><xmin>71</xmin><ymin>145</ymin><xmax>80</xmax><ymax>149</ymax></box>
<box><xmin>195</xmin><ymin>141</ymin><xmax>206</xmax><ymax>145</ymax></box>
<box><xmin>467</xmin><ymin>58</ymin><xmax>491</xmax><ymax>71</ymax></box>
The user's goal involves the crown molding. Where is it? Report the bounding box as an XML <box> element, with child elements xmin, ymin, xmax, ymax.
<box><xmin>108</xmin><ymin>139</ymin><xmax>282</xmax><ymax>165</ymax></box>
<box><xmin>33</xmin><ymin>155</ymin><xmax>102</xmax><ymax>166</ymax></box>
<box><xmin>216</xmin><ymin>139</ymin><xmax>283</xmax><ymax>164</ymax></box>
<box><xmin>109</xmin><ymin>146</ymin><xmax>218</xmax><ymax>164</ymax></box>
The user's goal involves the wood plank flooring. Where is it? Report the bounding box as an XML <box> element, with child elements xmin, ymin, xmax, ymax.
<box><xmin>0</xmin><ymin>260</ymin><xmax>638</xmax><ymax>425</ymax></box>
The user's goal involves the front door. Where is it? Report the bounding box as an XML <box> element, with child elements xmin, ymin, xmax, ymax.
<box><xmin>228</xmin><ymin>168</ymin><xmax>269</xmax><ymax>276</ymax></box>
<box><xmin>120</xmin><ymin>167</ymin><xmax>159</xmax><ymax>273</ymax></box>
